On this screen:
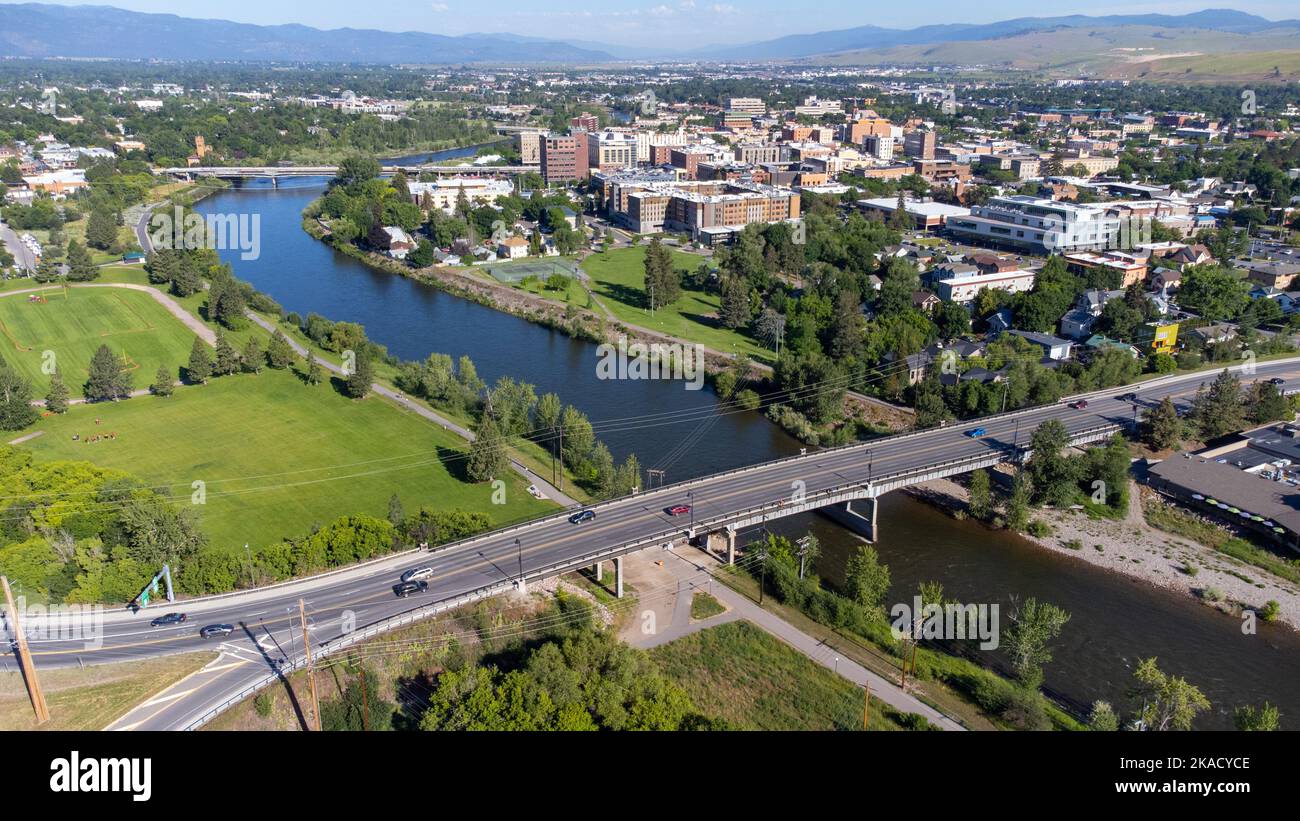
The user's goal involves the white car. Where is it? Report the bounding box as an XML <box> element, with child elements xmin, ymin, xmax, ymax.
<box><xmin>401</xmin><ymin>566</ymin><xmax>434</xmax><ymax>583</ymax></box>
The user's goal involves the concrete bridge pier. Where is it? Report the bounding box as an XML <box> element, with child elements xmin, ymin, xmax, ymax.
<box><xmin>592</xmin><ymin>560</ymin><xmax>603</xmax><ymax>582</ymax></box>
<box><xmin>615</xmin><ymin>556</ymin><xmax>624</xmax><ymax>599</ymax></box>
<box><xmin>821</xmin><ymin>498</ymin><xmax>878</xmax><ymax>543</ymax></box>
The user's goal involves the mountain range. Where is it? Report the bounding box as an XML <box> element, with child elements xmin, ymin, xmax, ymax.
<box><xmin>0</xmin><ymin>3</ymin><xmax>1297</xmax><ymax>67</ymax></box>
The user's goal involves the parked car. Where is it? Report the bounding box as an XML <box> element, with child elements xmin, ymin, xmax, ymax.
<box><xmin>568</xmin><ymin>509</ymin><xmax>596</xmax><ymax>525</ymax></box>
<box><xmin>199</xmin><ymin>624</ymin><xmax>234</xmax><ymax>639</ymax></box>
<box><xmin>401</xmin><ymin>566</ymin><xmax>434</xmax><ymax>583</ymax></box>
<box><xmin>393</xmin><ymin>580</ymin><xmax>429</xmax><ymax>598</ymax></box>
<box><xmin>665</xmin><ymin>504</ymin><xmax>692</xmax><ymax>516</ymax></box>
<box><xmin>149</xmin><ymin>612</ymin><xmax>187</xmax><ymax>627</ymax></box>
<box><xmin>965</xmin><ymin>427</ymin><xmax>986</xmax><ymax>438</ymax></box>
<box><xmin>1068</xmin><ymin>400</ymin><xmax>1089</xmax><ymax>410</ymax></box>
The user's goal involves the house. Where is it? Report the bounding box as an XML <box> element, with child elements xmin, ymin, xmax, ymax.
<box><xmin>1241</xmin><ymin>261</ymin><xmax>1300</xmax><ymax>291</ymax></box>
<box><xmin>371</xmin><ymin>226</ymin><xmax>414</xmax><ymax>260</ymax></box>
<box><xmin>497</xmin><ymin>236</ymin><xmax>529</xmax><ymax>260</ymax></box>
<box><xmin>1169</xmin><ymin>244</ymin><xmax>1213</xmax><ymax>267</ymax></box>
<box><xmin>1083</xmin><ymin>334</ymin><xmax>1140</xmax><ymax>359</ymax></box>
<box><xmin>1149</xmin><ymin>267</ymin><xmax>1182</xmax><ymax>292</ymax></box>
<box><xmin>1192</xmin><ymin>323</ymin><xmax>1238</xmax><ymax>345</ymax></box>
<box><xmin>912</xmin><ymin>290</ymin><xmax>941</xmax><ymax>314</ymax></box>
<box><xmin>985</xmin><ymin>309</ymin><xmax>1014</xmax><ymax>333</ymax></box>
<box><xmin>1003</xmin><ymin>329</ymin><xmax>1074</xmax><ymax>360</ymax></box>
<box><xmin>1059</xmin><ymin>308</ymin><xmax>1097</xmax><ymax>340</ymax></box>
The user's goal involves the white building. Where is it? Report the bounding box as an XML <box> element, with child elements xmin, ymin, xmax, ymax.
<box><xmin>935</xmin><ymin>269</ymin><xmax>1037</xmax><ymax>304</ymax></box>
<box><xmin>945</xmin><ymin>195</ymin><xmax>1122</xmax><ymax>253</ymax></box>
<box><xmin>410</xmin><ymin>177</ymin><xmax>516</xmax><ymax>214</ymax></box>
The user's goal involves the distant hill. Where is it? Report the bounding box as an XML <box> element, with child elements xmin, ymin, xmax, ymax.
<box><xmin>696</xmin><ymin>9</ymin><xmax>1298</xmax><ymax>62</ymax></box>
<box><xmin>0</xmin><ymin>3</ymin><xmax>614</xmax><ymax>63</ymax></box>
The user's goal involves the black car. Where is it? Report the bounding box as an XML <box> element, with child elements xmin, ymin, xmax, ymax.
<box><xmin>393</xmin><ymin>580</ymin><xmax>429</xmax><ymax>598</ymax></box>
<box><xmin>149</xmin><ymin>612</ymin><xmax>187</xmax><ymax>627</ymax></box>
<box><xmin>1116</xmin><ymin>392</ymin><xmax>1138</xmax><ymax>402</ymax></box>
<box><xmin>568</xmin><ymin>509</ymin><xmax>596</xmax><ymax>525</ymax></box>
<box><xmin>1270</xmin><ymin>377</ymin><xmax>1285</xmax><ymax>386</ymax></box>
<box><xmin>199</xmin><ymin>623</ymin><xmax>234</xmax><ymax>639</ymax></box>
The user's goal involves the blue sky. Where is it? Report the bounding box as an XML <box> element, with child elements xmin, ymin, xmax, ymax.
<box><xmin>22</xmin><ymin>1</ymin><xmax>1299</xmax><ymax>48</ymax></box>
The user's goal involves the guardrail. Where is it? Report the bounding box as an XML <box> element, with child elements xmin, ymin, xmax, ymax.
<box><xmin>177</xmin><ymin>419</ymin><xmax>1117</xmax><ymax>729</ymax></box>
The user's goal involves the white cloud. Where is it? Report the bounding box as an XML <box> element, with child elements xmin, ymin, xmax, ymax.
<box><xmin>430</xmin><ymin>2</ymin><xmax>449</xmax><ymax>11</ymax></box>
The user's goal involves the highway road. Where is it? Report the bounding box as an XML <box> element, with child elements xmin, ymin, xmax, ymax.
<box><xmin>6</xmin><ymin>358</ymin><xmax>1300</xmax><ymax>730</ymax></box>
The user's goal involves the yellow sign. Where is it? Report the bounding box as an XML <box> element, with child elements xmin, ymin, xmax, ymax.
<box><xmin>1151</xmin><ymin>323</ymin><xmax>1179</xmax><ymax>354</ymax></box>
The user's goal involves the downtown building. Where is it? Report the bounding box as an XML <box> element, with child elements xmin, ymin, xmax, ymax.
<box><xmin>595</xmin><ymin>173</ymin><xmax>800</xmax><ymax>244</ymax></box>
<box><xmin>540</xmin><ymin>134</ymin><xmax>590</xmax><ymax>184</ymax></box>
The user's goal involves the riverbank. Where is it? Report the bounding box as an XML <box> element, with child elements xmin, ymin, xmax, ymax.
<box><xmin>907</xmin><ymin>474</ymin><xmax>1300</xmax><ymax>632</ymax></box>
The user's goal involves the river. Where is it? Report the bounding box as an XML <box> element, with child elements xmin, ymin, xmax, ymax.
<box><xmin>194</xmin><ymin>157</ymin><xmax>1300</xmax><ymax>728</ymax></box>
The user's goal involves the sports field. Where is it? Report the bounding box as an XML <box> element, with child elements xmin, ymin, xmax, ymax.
<box><xmin>22</xmin><ymin>366</ymin><xmax>556</xmax><ymax>552</ymax></box>
<box><xmin>484</xmin><ymin>257</ymin><xmax>580</xmax><ymax>283</ymax></box>
<box><xmin>0</xmin><ymin>287</ymin><xmax>195</xmax><ymax>393</ymax></box>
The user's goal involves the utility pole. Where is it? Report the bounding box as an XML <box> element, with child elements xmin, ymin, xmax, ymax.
<box><xmin>361</xmin><ymin>668</ymin><xmax>369</xmax><ymax>732</ymax></box>
<box><xmin>757</xmin><ymin>546</ymin><xmax>770</xmax><ymax>606</ymax></box>
<box><xmin>796</xmin><ymin>535</ymin><xmax>813</xmax><ymax>580</ymax></box>
<box><xmin>299</xmin><ymin>599</ymin><xmax>321</xmax><ymax>732</ymax></box>
<box><xmin>1</xmin><ymin>576</ymin><xmax>49</xmax><ymax>724</ymax></box>
<box><xmin>862</xmin><ymin>683</ymin><xmax>871</xmax><ymax>731</ymax></box>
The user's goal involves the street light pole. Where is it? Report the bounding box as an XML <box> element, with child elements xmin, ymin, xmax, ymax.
<box><xmin>515</xmin><ymin>538</ymin><xmax>523</xmax><ymax>587</ymax></box>
<box><xmin>687</xmin><ymin>490</ymin><xmax>694</xmax><ymax>531</ymax></box>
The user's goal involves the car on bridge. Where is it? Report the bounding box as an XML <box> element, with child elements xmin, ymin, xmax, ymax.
<box><xmin>568</xmin><ymin>509</ymin><xmax>596</xmax><ymax>524</ymax></box>
<box><xmin>401</xmin><ymin>566</ymin><xmax>434</xmax><ymax>583</ymax></box>
<box><xmin>1068</xmin><ymin>399</ymin><xmax>1089</xmax><ymax>410</ymax></box>
<box><xmin>149</xmin><ymin>613</ymin><xmax>187</xmax><ymax>627</ymax></box>
<box><xmin>393</xmin><ymin>580</ymin><xmax>429</xmax><ymax>598</ymax></box>
<box><xmin>965</xmin><ymin>427</ymin><xmax>986</xmax><ymax>438</ymax></box>
<box><xmin>665</xmin><ymin>504</ymin><xmax>692</xmax><ymax>516</ymax></box>
<box><xmin>199</xmin><ymin>624</ymin><xmax>234</xmax><ymax>639</ymax></box>
<box><xmin>1116</xmin><ymin>392</ymin><xmax>1138</xmax><ymax>402</ymax></box>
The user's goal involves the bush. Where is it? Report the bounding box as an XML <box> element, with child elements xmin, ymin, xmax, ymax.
<box><xmin>1027</xmin><ymin>520</ymin><xmax>1053</xmax><ymax>538</ymax></box>
<box><xmin>254</xmin><ymin>691</ymin><xmax>273</xmax><ymax>718</ymax></box>
<box><xmin>1260</xmin><ymin>600</ymin><xmax>1281</xmax><ymax>622</ymax></box>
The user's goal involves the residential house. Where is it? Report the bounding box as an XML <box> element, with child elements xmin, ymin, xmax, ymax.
<box><xmin>1003</xmin><ymin>329</ymin><xmax>1074</xmax><ymax>360</ymax></box>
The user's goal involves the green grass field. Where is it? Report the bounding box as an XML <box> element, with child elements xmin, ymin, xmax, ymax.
<box><xmin>21</xmin><ymin>365</ymin><xmax>556</xmax><ymax>552</ymax></box>
<box><xmin>0</xmin><ymin>286</ymin><xmax>196</xmax><ymax>393</ymax></box>
<box><xmin>652</xmin><ymin>620</ymin><xmax>908</xmax><ymax>730</ymax></box>
<box><xmin>581</xmin><ymin>247</ymin><xmax>772</xmax><ymax>364</ymax></box>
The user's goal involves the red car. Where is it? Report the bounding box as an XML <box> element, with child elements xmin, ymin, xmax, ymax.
<box><xmin>1068</xmin><ymin>399</ymin><xmax>1089</xmax><ymax>410</ymax></box>
<box><xmin>666</xmin><ymin>504</ymin><xmax>692</xmax><ymax>516</ymax></box>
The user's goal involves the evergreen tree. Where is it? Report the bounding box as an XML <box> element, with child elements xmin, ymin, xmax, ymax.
<box><xmin>1190</xmin><ymin>369</ymin><xmax>1243</xmax><ymax>440</ymax></box>
<box><xmin>843</xmin><ymin>545</ymin><xmax>891</xmax><ymax>609</ymax></box>
<box><xmin>45</xmin><ymin>371</ymin><xmax>70</xmax><ymax>413</ymax></box>
<box><xmin>1143</xmin><ymin>397</ymin><xmax>1182</xmax><ymax>451</ymax></box>
<box><xmin>0</xmin><ymin>360</ymin><xmax>38</xmax><ymax>430</ymax></box>
<box><xmin>266</xmin><ymin>329</ymin><xmax>295</xmax><ymax>369</ymax></box>
<box><xmin>968</xmin><ymin>469</ymin><xmax>992</xmax><ymax>520</ymax></box>
<box><xmin>85</xmin><ymin>207</ymin><xmax>119</xmax><ymax>250</ymax></box>
<box><xmin>33</xmin><ymin>256</ymin><xmax>60</xmax><ymax>283</ymax></box>
<box><xmin>467</xmin><ymin>412</ymin><xmax>507</xmax><ymax>482</ymax></box>
<box><xmin>387</xmin><ymin>493</ymin><xmax>405</xmax><ymax>528</ymax></box>
<box><xmin>719</xmin><ymin>275</ymin><xmax>752</xmax><ymax>329</ymax></box>
<box><xmin>187</xmin><ymin>337</ymin><xmax>213</xmax><ymax>384</ymax></box>
<box><xmin>65</xmin><ymin>240</ymin><xmax>98</xmax><ymax>281</ymax></box>
<box><xmin>345</xmin><ymin>354</ymin><xmax>373</xmax><ymax>398</ymax></box>
<box><xmin>151</xmin><ymin>364</ymin><xmax>175</xmax><ymax>397</ymax></box>
<box><xmin>84</xmin><ymin>344</ymin><xmax>130</xmax><ymax>401</ymax></box>
<box><xmin>305</xmin><ymin>353</ymin><xmax>323</xmax><ymax>385</ymax></box>
<box><xmin>213</xmin><ymin>331</ymin><xmax>240</xmax><ymax>376</ymax></box>
<box><xmin>241</xmin><ymin>337</ymin><xmax>263</xmax><ymax>374</ymax></box>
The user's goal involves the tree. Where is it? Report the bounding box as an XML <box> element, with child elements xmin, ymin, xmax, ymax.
<box><xmin>1190</xmin><ymin>369</ymin><xmax>1243</xmax><ymax>440</ymax></box>
<box><xmin>1002</xmin><ymin>597</ymin><xmax>1071</xmax><ymax>688</ymax></box>
<box><xmin>187</xmin><ymin>337</ymin><xmax>213</xmax><ymax>384</ymax></box>
<box><xmin>467</xmin><ymin>412</ymin><xmax>507</xmax><ymax>482</ymax></box>
<box><xmin>266</xmin><ymin>329</ymin><xmax>294</xmax><ymax>369</ymax></box>
<box><xmin>85</xmin><ymin>207</ymin><xmax>119</xmax><ymax>250</ymax></box>
<box><xmin>408</xmin><ymin>239</ymin><xmax>435</xmax><ymax>268</ymax></box>
<box><xmin>213</xmin><ymin>331</ymin><xmax>240</xmax><ymax>376</ymax></box>
<box><xmin>1088</xmin><ymin>700</ymin><xmax>1119</xmax><ymax>732</ymax></box>
<box><xmin>912</xmin><ymin>373</ymin><xmax>949</xmax><ymax>428</ymax></box>
<box><xmin>1026</xmin><ymin>419</ymin><xmax>1077</xmax><ymax>507</ymax></box>
<box><xmin>534</xmin><ymin>392</ymin><xmax>563</xmax><ymax>453</ymax></box>
<box><xmin>843</xmin><ymin>545</ymin><xmax>891</xmax><ymax>609</ymax></box>
<box><xmin>150</xmin><ymin>364</ymin><xmax>175</xmax><ymax>397</ymax></box>
<box><xmin>1006</xmin><ymin>471</ymin><xmax>1031</xmax><ymax>531</ymax></box>
<box><xmin>45</xmin><ymin>371</ymin><xmax>70</xmax><ymax>413</ymax></box>
<box><xmin>238</xmin><ymin>337</ymin><xmax>262</xmax><ymax>374</ymax></box>
<box><xmin>1247</xmin><ymin>380</ymin><xmax>1290</xmax><ymax>425</ymax></box>
<box><xmin>387</xmin><ymin>493</ymin><xmax>405</xmax><ymax>528</ymax></box>
<box><xmin>642</xmin><ymin>238</ymin><xmax>680</xmax><ymax>309</ymax></box>
<box><xmin>968</xmin><ymin>469</ymin><xmax>992</xmax><ymax>520</ymax></box>
<box><xmin>305</xmin><ymin>353</ymin><xmax>323</xmax><ymax>386</ymax></box>
<box><xmin>1129</xmin><ymin>657</ymin><xmax>1211</xmax><ymax>731</ymax></box>
<box><xmin>1143</xmin><ymin>397</ymin><xmax>1182</xmax><ymax>450</ymax></box>
<box><xmin>719</xmin><ymin>275</ymin><xmax>752</xmax><ymax>329</ymax></box>
<box><xmin>0</xmin><ymin>360</ymin><xmax>38</xmax><ymax>430</ymax></box>
<box><xmin>64</xmin><ymin>240</ymin><xmax>98</xmax><ymax>281</ymax></box>
<box><xmin>84</xmin><ymin>344</ymin><xmax>130</xmax><ymax>401</ymax></box>
<box><xmin>1233</xmin><ymin>702</ymin><xmax>1280</xmax><ymax>731</ymax></box>
<box><xmin>345</xmin><ymin>354</ymin><xmax>373</xmax><ymax>398</ymax></box>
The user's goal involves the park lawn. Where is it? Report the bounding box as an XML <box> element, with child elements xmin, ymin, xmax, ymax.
<box><xmin>580</xmin><ymin>246</ymin><xmax>772</xmax><ymax>364</ymax></box>
<box><xmin>21</xmin><ymin>366</ymin><xmax>557</xmax><ymax>552</ymax></box>
<box><xmin>0</xmin><ymin>285</ymin><xmax>195</xmax><ymax>392</ymax></box>
<box><xmin>24</xmin><ymin>218</ymin><xmax>139</xmax><ymax>265</ymax></box>
<box><xmin>651</xmin><ymin>620</ymin><xmax>906</xmax><ymax>730</ymax></box>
